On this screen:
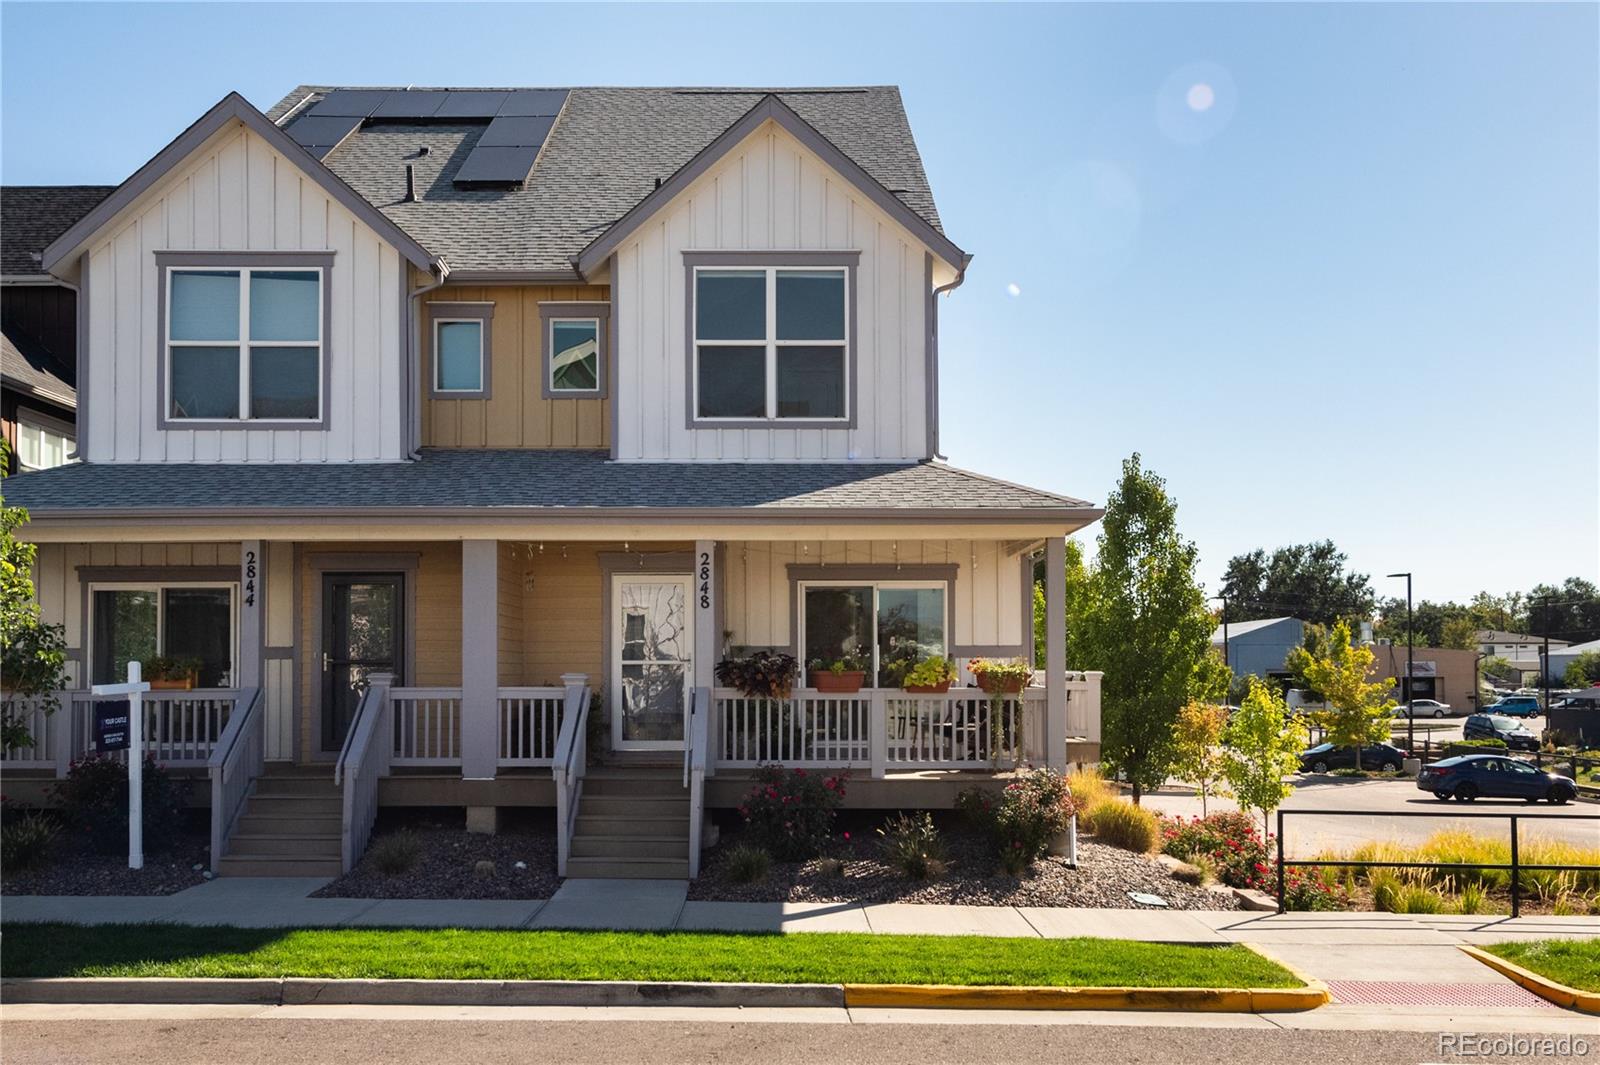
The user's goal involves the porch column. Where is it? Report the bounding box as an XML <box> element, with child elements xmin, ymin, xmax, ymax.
<box><xmin>461</xmin><ymin>540</ymin><xmax>498</xmax><ymax>782</ymax></box>
<box><xmin>237</xmin><ymin>540</ymin><xmax>263</xmax><ymax>690</ymax></box>
<box><xmin>693</xmin><ymin>540</ymin><xmax>717</xmax><ymax>695</ymax></box>
<box><xmin>1045</xmin><ymin>537</ymin><xmax>1068</xmax><ymax>772</ymax></box>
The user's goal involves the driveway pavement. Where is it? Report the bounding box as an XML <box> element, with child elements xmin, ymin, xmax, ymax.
<box><xmin>1141</xmin><ymin>777</ymin><xmax>1598</xmax><ymax>854</ymax></box>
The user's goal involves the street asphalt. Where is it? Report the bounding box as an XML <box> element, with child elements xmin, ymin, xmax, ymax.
<box><xmin>4</xmin><ymin>1008</ymin><xmax>1597</xmax><ymax>1064</ymax></box>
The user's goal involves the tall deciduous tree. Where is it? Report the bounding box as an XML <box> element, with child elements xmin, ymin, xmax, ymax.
<box><xmin>1220</xmin><ymin>541</ymin><xmax>1374</xmax><ymax>626</ymax></box>
<box><xmin>1</xmin><ymin>445</ymin><xmax>70</xmax><ymax>750</ymax></box>
<box><xmin>1068</xmin><ymin>454</ymin><xmax>1212</xmax><ymax>802</ymax></box>
<box><xmin>1298</xmin><ymin>619</ymin><xmax>1396</xmax><ymax>770</ymax></box>
<box><xmin>1223</xmin><ymin>678</ymin><xmax>1304</xmax><ymax>838</ymax></box>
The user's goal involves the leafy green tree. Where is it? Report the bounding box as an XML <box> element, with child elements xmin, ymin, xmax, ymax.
<box><xmin>1529</xmin><ymin>579</ymin><xmax>1600</xmax><ymax>645</ymax></box>
<box><xmin>1440</xmin><ymin>616</ymin><xmax>1478</xmax><ymax>651</ymax></box>
<box><xmin>1299</xmin><ymin>619</ymin><xmax>1396</xmax><ymax>770</ymax></box>
<box><xmin>1564</xmin><ymin>650</ymin><xmax>1600</xmax><ymax>688</ymax></box>
<box><xmin>1</xmin><ymin>444</ymin><xmax>70</xmax><ymax>750</ymax></box>
<box><xmin>1068</xmin><ymin>454</ymin><xmax>1212</xmax><ymax>803</ymax></box>
<box><xmin>1481</xmin><ymin>655</ymin><xmax>1518</xmax><ymax>685</ymax></box>
<box><xmin>1172</xmin><ymin>700</ymin><xmax>1230</xmax><ymax>817</ymax></box>
<box><xmin>1219</xmin><ymin>541</ymin><xmax>1374</xmax><ymax>626</ymax></box>
<box><xmin>1223</xmin><ymin>677</ymin><xmax>1305</xmax><ymax>837</ymax></box>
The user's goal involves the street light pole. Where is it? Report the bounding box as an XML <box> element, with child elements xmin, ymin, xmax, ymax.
<box><xmin>1387</xmin><ymin>572</ymin><xmax>1414</xmax><ymax>753</ymax></box>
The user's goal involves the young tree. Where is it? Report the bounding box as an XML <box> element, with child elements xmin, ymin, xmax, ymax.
<box><xmin>1068</xmin><ymin>454</ymin><xmax>1212</xmax><ymax>802</ymax></box>
<box><xmin>1172</xmin><ymin>700</ymin><xmax>1230</xmax><ymax>816</ymax></box>
<box><xmin>1298</xmin><ymin>619</ymin><xmax>1396</xmax><ymax>770</ymax></box>
<box><xmin>1223</xmin><ymin>677</ymin><xmax>1304</xmax><ymax>838</ymax></box>
<box><xmin>1</xmin><ymin>445</ymin><xmax>70</xmax><ymax>750</ymax></box>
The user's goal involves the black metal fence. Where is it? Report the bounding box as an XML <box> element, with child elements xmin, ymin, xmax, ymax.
<box><xmin>1275</xmin><ymin>809</ymin><xmax>1600</xmax><ymax>917</ymax></box>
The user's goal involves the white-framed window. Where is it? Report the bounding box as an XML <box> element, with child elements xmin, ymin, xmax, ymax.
<box><xmin>88</xmin><ymin>582</ymin><xmax>237</xmax><ymax>688</ymax></box>
<box><xmin>798</xmin><ymin>580</ymin><xmax>947</xmax><ymax>688</ymax></box>
<box><xmin>164</xmin><ymin>265</ymin><xmax>324</xmax><ymax>423</ymax></box>
<box><xmin>15</xmin><ymin>410</ymin><xmax>75</xmax><ymax>470</ymax></box>
<box><xmin>433</xmin><ymin>319</ymin><xmax>485</xmax><ymax>393</ymax></box>
<box><xmin>548</xmin><ymin>317</ymin><xmax>601</xmax><ymax>394</ymax></box>
<box><xmin>693</xmin><ymin>266</ymin><xmax>848</xmax><ymax>421</ymax></box>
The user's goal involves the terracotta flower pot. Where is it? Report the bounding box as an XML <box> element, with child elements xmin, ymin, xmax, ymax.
<box><xmin>811</xmin><ymin>670</ymin><xmax>866</xmax><ymax>693</ymax></box>
<box><xmin>903</xmin><ymin>680</ymin><xmax>953</xmax><ymax>694</ymax></box>
<box><xmin>149</xmin><ymin>676</ymin><xmax>195</xmax><ymax>691</ymax></box>
<box><xmin>975</xmin><ymin>673</ymin><xmax>1027</xmax><ymax>695</ymax></box>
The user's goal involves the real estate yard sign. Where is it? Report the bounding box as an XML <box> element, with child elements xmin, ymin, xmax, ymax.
<box><xmin>90</xmin><ymin>661</ymin><xmax>151</xmax><ymax>869</ymax></box>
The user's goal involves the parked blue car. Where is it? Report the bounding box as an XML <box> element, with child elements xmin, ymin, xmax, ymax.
<box><xmin>1417</xmin><ymin>754</ymin><xmax>1577</xmax><ymax>804</ymax></box>
<box><xmin>1484</xmin><ymin>696</ymin><xmax>1541</xmax><ymax>718</ymax></box>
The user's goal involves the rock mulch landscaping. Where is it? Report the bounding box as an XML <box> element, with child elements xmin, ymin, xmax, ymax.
<box><xmin>313</xmin><ymin>812</ymin><xmax>560</xmax><ymax>900</ymax></box>
<box><xmin>0</xmin><ymin>816</ymin><xmax>210</xmax><ymax>897</ymax></box>
<box><xmin>688</xmin><ymin>815</ymin><xmax>1238</xmax><ymax>910</ymax></box>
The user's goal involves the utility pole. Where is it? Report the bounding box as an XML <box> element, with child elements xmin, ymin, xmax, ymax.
<box><xmin>1387</xmin><ymin>572</ymin><xmax>1414</xmax><ymax>753</ymax></box>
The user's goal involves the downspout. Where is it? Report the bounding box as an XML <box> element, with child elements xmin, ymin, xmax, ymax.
<box><xmin>406</xmin><ymin>260</ymin><xmax>450</xmax><ymax>459</ymax></box>
<box><xmin>927</xmin><ymin>254</ymin><xmax>970</xmax><ymax>462</ymax></box>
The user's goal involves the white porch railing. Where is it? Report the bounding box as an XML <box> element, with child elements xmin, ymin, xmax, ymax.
<box><xmin>389</xmin><ymin>686</ymin><xmax>462</xmax><ymax>766</ymax></box>
<box><xmin>206</xmin><ymin>686</ymin><xmax>264</xmax><ymax>873</ymax></box>
<box><xmin>498</xmin><ymin>686</ymin><xmax>566</xmax><ymax>767</ymax></box>
<box><xmin>336</xmin><ymin>673</ymin><xmax>393</xmax><ymax>873</ymax></box>
<box><xmin>0</xmin><ymin>695</ymin><xmax>60</xmax><ymax>769</ymax></box>
<box><xmin>551</xmin><ymin>676</ymin><xmax>591</xmax><ymax>877</ymax></box>
<box><xmin>1</xmin><ymin>689</ymin><xmax>251</xmax><ymax>773</ymax></box>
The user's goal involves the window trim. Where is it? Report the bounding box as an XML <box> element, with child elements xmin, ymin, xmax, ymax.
<box><xmin>539</xmin><ymin>300</ymin><xmax>610</xmax><ymax>399</ymax></box>
<box><xmin>15</xmin><ymin>406</ymin><xmax>76</xmax><ymax>471</ymax></box>
<box><xmin>426</xmin><ymin>301</ymin><xmax>495</xmax><ymax>399</ymax></box>
<box><xmin>789</xmin><ymin>564</ymin><xmax>956</xmax><ymax>688</ymax></box>
<box><xmin>683</xmin><ymin>250</ymin><xmax>859</xmax><ymax>429</ymax></box>
<box><xmin>155</xmin><ymin>251</ymin><xmax>334</xmax><ymax>431</ymax></box>
<box><xmin>87</xmin><ymin>581</ymin><xmax>239</xmax><ymax>688</ymax></box>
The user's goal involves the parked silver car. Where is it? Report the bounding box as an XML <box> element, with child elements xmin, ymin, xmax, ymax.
<box><xmin>1395</xmin><ymin>698</ymin><xmax>1458</xmax><ymax>719</ymax></box>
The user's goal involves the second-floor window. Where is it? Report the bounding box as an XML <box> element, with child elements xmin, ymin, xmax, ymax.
<box><xmin>693</xmin><ymin>265</ymin><xmax>849</xmax><ymax>422</ymax></box>
<box><xmin>164</xmin><ymin>265</ymin><xmax>324</xmax><ymax>423</ymax></box>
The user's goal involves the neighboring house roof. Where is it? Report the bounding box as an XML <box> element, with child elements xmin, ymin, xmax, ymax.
<box><xmin>273</xmin><ymin>85</ymin><xmax>950</xmax><ymax>275</ymax></box>
<box><xmin>3</xmin><ymin>450</ymin><xmax>1099</xmax><ymax>520</ymax></box>
<box><xmin>0</xmin><ymin>185</ymin><xmax>114</xmax><ymax>277</ymax></box>
<box><xmin>1</xmin><ymin>322</ymin><xmax>75</xmax><ymax>408</ymax></box>
<box><xmin>1477</xmin><ymin>629</ymin><xmax>1569</xmax><ymax>647</ymax></box>
<box><xmin>1210</xmin><ymin>616</ymin><xmax>1302</xmax><ymax>644</ymax></box>
<box><xmin>41</xmin><ymin>93</ymin><xmax>440</xmax><ymax>275</ymax></box>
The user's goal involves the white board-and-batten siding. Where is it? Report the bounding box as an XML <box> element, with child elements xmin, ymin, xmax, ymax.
<box><xmin>613</xmin><ymin>120</ymin><xmax>931</xmax><ymax>463</ymax></box>
<box><xmin>82</xmin><ymin>122</ymin><xmax>405</xmax><ymax>463</ymax></box>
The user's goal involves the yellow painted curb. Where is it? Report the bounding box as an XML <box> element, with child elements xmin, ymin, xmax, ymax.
<box><xmin>1459</xmin><ymin>946</ymin><xmax>1600</xmax><ymax>1015</ymax></box>
<box><xmin>841</xmin><ymin>983</ymin><xmax>1329</xmax><ymax>1012</ymax></box>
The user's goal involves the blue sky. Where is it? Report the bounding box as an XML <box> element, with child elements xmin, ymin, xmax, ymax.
<box><xmin>4</xmin><ymin>2</ymin><xmax>1595</xmax><ymax>604</ymax></box>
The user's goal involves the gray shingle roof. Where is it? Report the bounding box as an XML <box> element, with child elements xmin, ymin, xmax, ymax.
<box><xmin>1</xmin><ymin>186</ymin><xmax>114</xmax><ymax>276</ymax></box>
<box><xmin>1</xmin><ymin>323</ymin><xmax>75</xmax><ymax>405</ymax></box>
<box><xmin>3</xmin><ymin>449</ymin><xmax>1094</xmax><ymax>517</ymax></box>
<box><xmin>269</xmin><ymin>86</ymin><xmax>942</xmax><ymax>274</ymax></box>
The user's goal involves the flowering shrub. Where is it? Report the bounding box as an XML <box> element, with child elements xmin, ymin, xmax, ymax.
<box><xmin>959</xmin><ymin>768</ymin><xmax>1074</xmax><ymax>875</ymax></box>
<box><xmin>1158</xmin><ymin>810</ymin><xmax>1349</xmax><ymax>910</ymax></box>
<box><xmin>736</xmin><ymin>764</ymin><xmax>846</xmax><ymax>861</ymax></box>
<box><xmin>53</xmin><ymin>755</ymin><xmax>185</xmax><ymax>855</ymax></box>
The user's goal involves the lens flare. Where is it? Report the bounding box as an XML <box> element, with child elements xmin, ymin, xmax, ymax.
<box><xmin>1006</xmin><ymin>283</ymin><xmax>1021</xmax><ymax>297</ymax></box>
<box><xmin>1187</xmin><ymin>83</ymin><xmax>1215</xmax><ymax>112</ymax></box>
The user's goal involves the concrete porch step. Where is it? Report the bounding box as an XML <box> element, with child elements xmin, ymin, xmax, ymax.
<box><xmin>570</xmin><ymin>835</ymin><xmax>690</xmax><ymax>860</ymax></box>
<box><xmin>216</xmin><ymin>854</ymin><xmax>342</xmax><ymax>877</ymax></box>
<box><xmin>227</xmin><ymin>833</ymin><xmax>341</xmax><ymax>858</ymax></box>
<box><xmin>564</xmin><ymin>856</ymin><xmax>689</xmax><ymax>880</ymax></box>
<box><xmin>579</xmin><ymin>795</ymin><xmax>689</xmax><ymax>817</ymax></box>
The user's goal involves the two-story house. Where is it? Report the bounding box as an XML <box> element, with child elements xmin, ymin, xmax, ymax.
<box><xmin>4</xmin><ymin>86</ymin><xmax>1103</xmax><ymax>879</ymax></box>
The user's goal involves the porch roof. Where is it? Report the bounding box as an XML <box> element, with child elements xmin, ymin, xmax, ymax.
<box><xmin>6</xmin><ymin>449</ymin><xmax>1099</xmax><ymax>523</ymax></box>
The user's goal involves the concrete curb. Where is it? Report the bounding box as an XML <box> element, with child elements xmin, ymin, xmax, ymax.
<box><xmin>841</xmin><ymin>983</ymin><xmax>1329</xmax><ymax>1012</ymax></box>
<box><xmin>1458</xmin><ymin>946</ymin><xmax>1600</xmax><ymax>1015</ymax></box>
<box><xmin>1</xmin><ymin>977</ymin><xmax>843</xmax><ymax>1009</ymax></box>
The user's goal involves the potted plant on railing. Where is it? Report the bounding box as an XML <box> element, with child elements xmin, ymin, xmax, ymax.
<box><xmin>715</xmin><ymin>650</ymin><xmax>799</xmax><ymax>701</ymax></box>
<box><xmin>967</xmin><ymin>657</ymin><xmax>1033</xmax><ymax>695</ymax></box>
<box><xmin>145</xmin><ymin>656</ymin><xmax>202</xmax><ymax>691</ymax></box>
<box><xmin>807</xmin><ymin>653</ymin><xmax>868</xmax><ymax>694</ymax></box>
<box><xmin>902</xmin><ymin>655</ymin><xmax>958</xmax><ymax>694</ymax></box>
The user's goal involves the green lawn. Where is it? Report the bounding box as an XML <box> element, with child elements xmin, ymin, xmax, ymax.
<box><xmin>0</xmin><ymin>923</ymin><xmax>1299</xmax><ymax>989</ymax></box>
<box><xmin>1485</xmin><ymin>939</ymin><xmax>1600</xmax><ymax>993</ymax></box>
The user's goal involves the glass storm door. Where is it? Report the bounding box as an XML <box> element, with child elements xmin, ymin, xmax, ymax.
<box><xmin>321</xmin><ymin>574</ymin><xmax>404</xmax><ymax>754</ymax></box>
<box><xmin>611</xmin><ymin>575</ymin><xmax>693</xmax><ymax>750</ymax></box>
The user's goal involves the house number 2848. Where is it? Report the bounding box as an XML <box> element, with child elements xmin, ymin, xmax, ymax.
<box><xmin>697</xmin><ymin>552</ymin><xmax>711</xmax><ymax>610</ymax></box>
<box><xmin>243</xmin><ymin>550</ymin><xmax>258</xmax><ymax>608</ymax></box>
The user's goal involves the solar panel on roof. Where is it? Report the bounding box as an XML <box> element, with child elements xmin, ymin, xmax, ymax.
<box><xmin>434</xmin><ymin>91</ymin><xmax>509</xmax><ymax>119</ymax></box>
<box><xmin>287</xmin><ymin>114</ymin><xmax>363</xmax><ymax>149</ymax></box>
<box><xmin>370</xmin><ymin>91</ymin><xmax>449</xmax><ymax>119</ymax></box>
<box><xmin>498</xmin><ymin>89</ymin><xmax>568</xmax><ymax>117</ymax></box>
<box><xmin>306</xmin><ymin>90</ymin><xmax>390</xmax><ymax>117</ymax></box>
<box><xmin>453</xmin><ymin>144</ymin><xmax>540</xmax><ymax>185</ymax></box>
<box><xmin>477</xmin><ymin>115</ymin><xmax>556</xmax><ymax>147</ymax></box>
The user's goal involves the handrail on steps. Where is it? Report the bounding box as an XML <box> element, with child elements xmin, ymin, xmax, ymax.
<box><xmin>205</xmin><ymin>686</ymin><xmax>263</xmax><ymax>874</ymax></box>
<box><xmin>551</xmin><ymin>674</ymin><xmax>591</xmax><ymax>878</ymax></box>
<box><xmin>336</xmin><ymin>675</ymin><xmax>394</xmax><ymax>872</ymax></box>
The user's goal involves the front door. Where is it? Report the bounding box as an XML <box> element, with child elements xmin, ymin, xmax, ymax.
<box><xmin>611</xmin><ymin>575</ymin><xmax>693</xmax><ymax>750</ymax></box>
<box><xmin>321</xmin><ymin>574</ymin><xmax>405</xmax><ymax>755</ymax></box>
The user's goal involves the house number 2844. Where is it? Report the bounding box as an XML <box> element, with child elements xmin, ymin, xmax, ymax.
<box><xmin>697</xmin><ymin>552</ymin><xmax>712</xmax><ymax>611</ymax></box>
<box><xmin>243</xmin><ymin>550</ymin><xmax>258</xmax><ymax>608</ymax></box>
